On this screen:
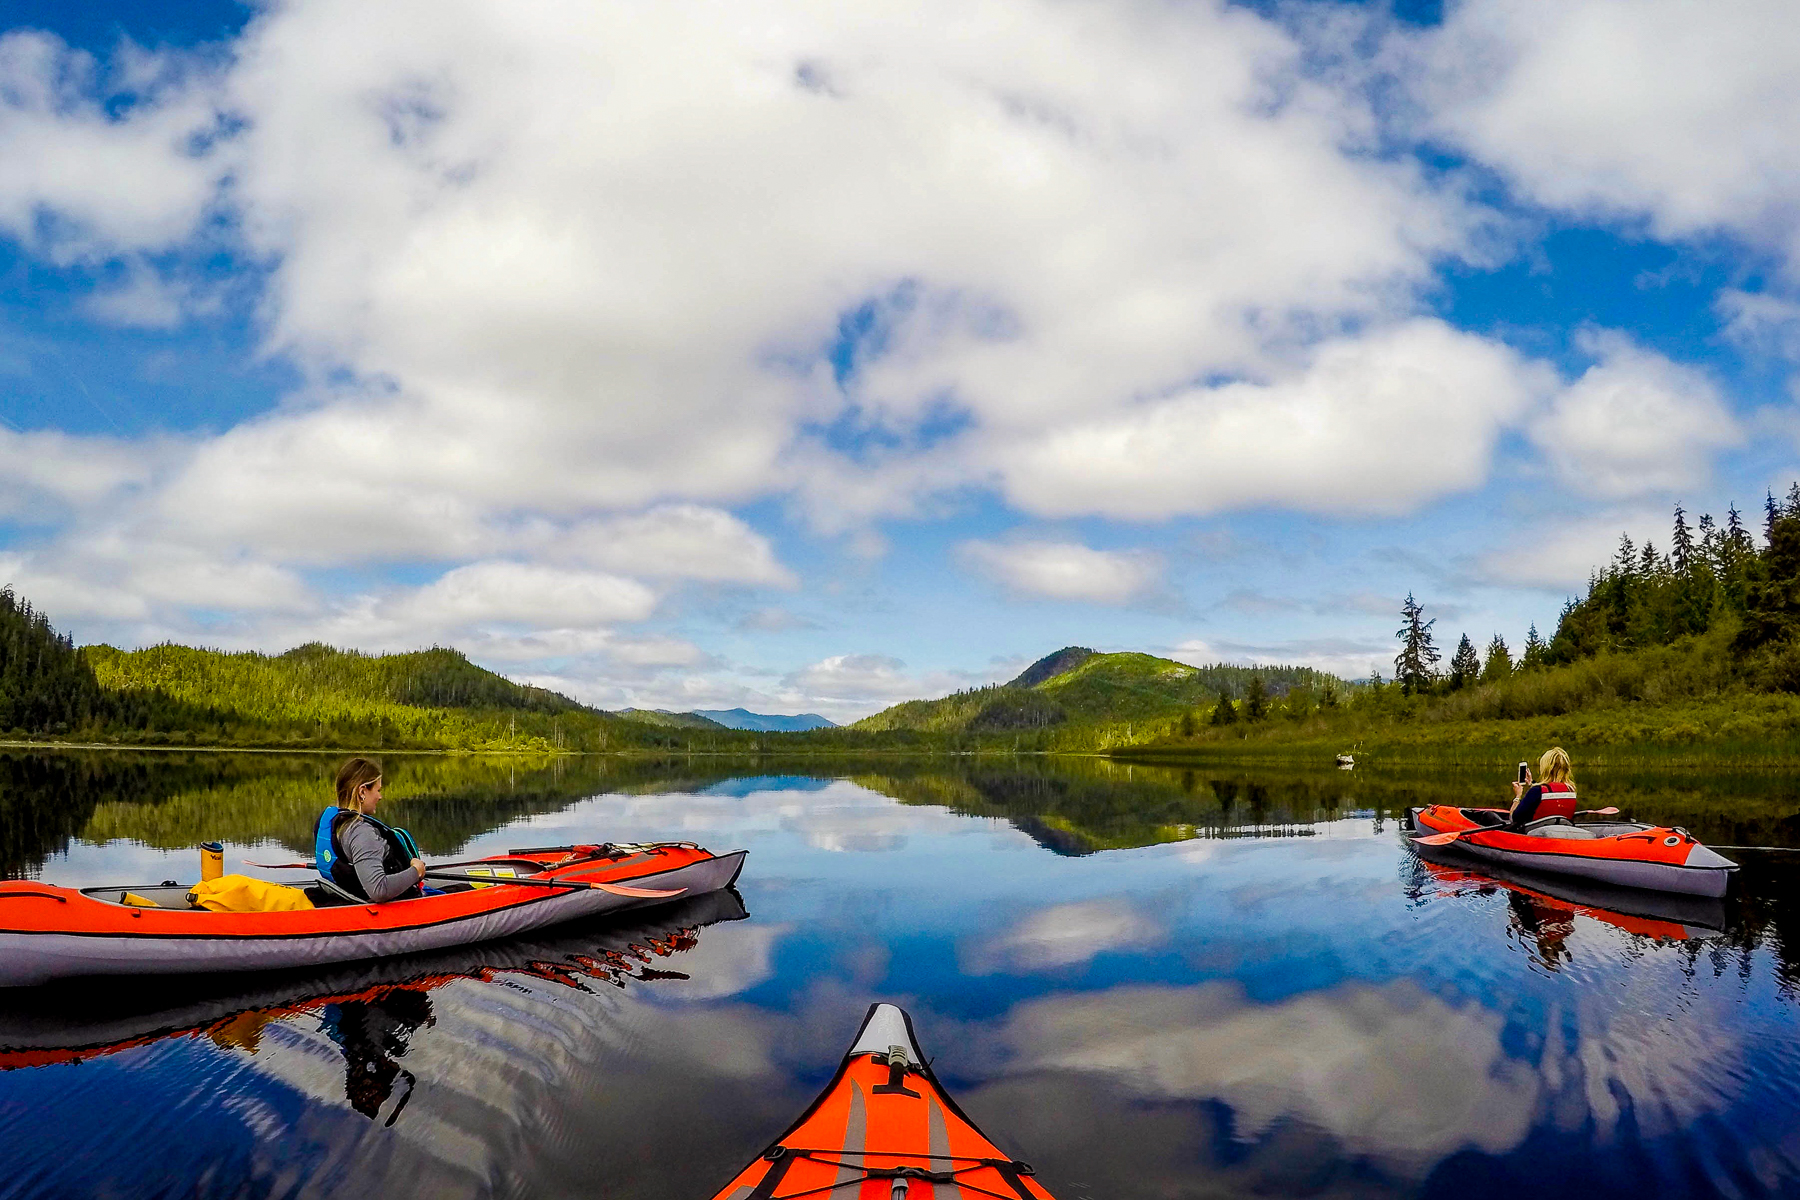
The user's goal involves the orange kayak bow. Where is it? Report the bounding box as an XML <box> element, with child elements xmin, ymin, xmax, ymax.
<box><xmin>711</xmin><ymin>1003</ymin><xmax>1057</xmax><ymax>1200</ymax></box>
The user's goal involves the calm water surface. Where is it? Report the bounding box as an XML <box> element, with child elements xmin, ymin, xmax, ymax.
<box><xmin>1</xmin><ymin>750</ymin><xmax>1798</xmax><ymax>1199</ymax></box>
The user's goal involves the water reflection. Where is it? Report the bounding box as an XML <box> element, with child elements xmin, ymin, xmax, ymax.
<box><xmin>1</xmin><ymin>750</ymin><xmax>1798</xmax><ymax>1198</ymax></box>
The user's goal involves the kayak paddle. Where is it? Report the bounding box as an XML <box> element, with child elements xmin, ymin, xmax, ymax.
<box><xmin>242</xmin><ymin>859</ymin><xmax>683</xmax><ymax>898</ymax></box>
<box><xmin>421</xmin><ymin>870</ymin><xmax>683</xmax><ymax>898</ymax></box>
<box><xmin>1413</xmin><ymin>806</ymin><xmax>1621</xmax><ymax>846</ymax></box>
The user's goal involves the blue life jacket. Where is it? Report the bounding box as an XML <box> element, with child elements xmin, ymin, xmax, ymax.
<box><xmin>315</xmin><ymin>807</ymin><xmax>423</xmax><ymax>899</ymax></box>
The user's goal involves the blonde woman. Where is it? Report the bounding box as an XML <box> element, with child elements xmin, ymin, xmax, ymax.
<box><xmin>1507</xmin><ymin>747</ymin><xmax>1578</xmax><ymax>829</ymax></box>
<box><xmin>314</xmin><ymin>757</ymin><xmax>429</xmax><ymax>902</ymax></box>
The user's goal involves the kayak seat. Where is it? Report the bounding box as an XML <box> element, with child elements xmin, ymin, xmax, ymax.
<box><xmin>304</xmin><ymin>881</ymin><xmax>360</xmax><ymax>908</ymax></box>
<box><xmin>1527</xmin><ymin>820</ymin><xmax>1599</xmax><ymax>840</ymax></box>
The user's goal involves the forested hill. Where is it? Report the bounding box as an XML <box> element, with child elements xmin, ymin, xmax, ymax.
<box><xmin>855</xmin><ymin>648</ymin><xmax>1341</xmax><ymax>734</ymax></box>
<box><xmin>0</xmin><ymin>590</ymin><xmax>105</xmax><ymax>736</ymax></box>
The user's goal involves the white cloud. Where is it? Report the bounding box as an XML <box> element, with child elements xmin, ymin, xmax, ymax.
<box><xmin>0</xmin><ymin>0</ymin><xmax>1497</xmax><ymax>567</ymax></box>
<box><xmin>1719</xmin><ymin>289</ymin><xmax>1800</xmax><ymax>363</ymax></box>
<box><xmin>994</xmin><ymin>320</ymin><xmax>1552</xmax><ymax>519</ymax></box>
<box><xmin>1478</xmin><ymin>507</ymin><xmax>1676</xmax><ymax>592</ymax></box>
<box><xmin>556</xmin><ymin>505</ymin><xmax>794</xmax><ymax>587</ymax></box>
<box><xmin>1406</xmin><ymin>0</ymin><xmax>1800</xmax><ymax>268</ymax></box>
<box><xmin>391</xmin><ymin>561</ymin><xmax>657</xmax><ymax>630</ymax></box>
<box><xmin>959</xmin><ymin>539</ymin><xmax>1163</xmax><ymax>604</ymax></box>
<box><xmin>0</xmin><ymin>427</ymin><xmax>154</xmax><ymax>517</ymax></box>
<box><xmin>1530</xmin><ymin>333</ymin><xmax>1739</xmax><ymax>499</ymax></box>
<box><xmin>0</xmin><ymin>32</ymin><xmax>224</xmax><ymax>261</ymax></box>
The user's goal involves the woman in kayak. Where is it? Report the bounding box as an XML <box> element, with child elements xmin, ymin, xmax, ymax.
<box><xmin>1507</xmin><ymin>747</ymin><xmax>1577</xmax><ymax>828</ymax></box>
<box><xmin>319</xmin><ymin>757</ymin><xmax>429</xmax><ymax>902</ymax></box>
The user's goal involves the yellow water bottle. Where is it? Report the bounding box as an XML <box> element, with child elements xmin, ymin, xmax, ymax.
<box><xmin>200</xmin><ymin>841</ymin><xmax>224</xmax><ymax>882</ymax></box>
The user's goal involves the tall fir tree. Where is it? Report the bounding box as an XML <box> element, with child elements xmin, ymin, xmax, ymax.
<box><xmin>1208</xmin><ymin>691</ymin><xmax>1237</xmax><ymax>725</ymax></box>
<box><xmin>1671</xmin><ymin>504</ymin><xmax>1694</xmax><ymax>573</ymax></box>
<box><xmin>1481</xmin><ymin>634</ymin><xmax>1513</xmax><ymax>684</ymax></box>
<box><xmin>1521</xmin><ymin>622</ymin><xmax>1548</xmax><ymax>670</ymax></box>
<box><xmin>1244</xmin><ymin>675</ymin><xmax>1268</xmax><ymax>721</ymax></box>
<box><xmin>1448</xmin><ymin>634</ymin><xmax>1480</xmax><ymax>689</ymax></box>
<box><xmin>1394</xmin><ymin>593</ymin><xmax>1440</xmax><ymax>695</ymax></box>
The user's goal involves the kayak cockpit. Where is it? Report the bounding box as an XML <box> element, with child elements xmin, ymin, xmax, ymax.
<box><xmin>78</xmin><ymin>882</ymin><xmax>359</xmax><ymax>910</ymax></box>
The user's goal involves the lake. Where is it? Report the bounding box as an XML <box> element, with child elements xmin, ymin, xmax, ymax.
<box><xmin>1</xmin><ymin>749</ymin><xmax>1798</xmax><ymax>1199</ymax></box>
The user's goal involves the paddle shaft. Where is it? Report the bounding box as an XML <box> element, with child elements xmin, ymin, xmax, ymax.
<box><xmin>240</xmin><ymin>860</ymin><xmax>682</xmax><ymax>898</ymax></box>
<box><xmin>422</xmin><ymin>870</ymin><xmax>682</xmax><ymax>898</ymax></box>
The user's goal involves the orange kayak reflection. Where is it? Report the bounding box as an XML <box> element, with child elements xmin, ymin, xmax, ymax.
<box><xmin>1409</xmin><ymin>838</ymin><xmax>1727</xmax><ymax>960</ymax></box>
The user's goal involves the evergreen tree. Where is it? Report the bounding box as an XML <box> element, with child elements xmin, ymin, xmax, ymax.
<box><xmin>1767</xmin><ymin>491</ymin><xmax>1779</xmax><ymax>544</ymax></box>
<box><xmin>1448</xmin><ymin>634</ymin><xmax>1480</xmax><ymax>689</ymax></box>
<box><xmin>1394</xmin><ymin>593</ymin><xmax>1440</xmax><ymax>695</ymax></box>
<box><xmin>1208</xmin><ymin>692</ymin><xmax>1237</xmax><ymax>725</ymax></box>
<box><xmin>1481</xmin><ymin>634</ymin><xmax>1513</xmax><ymax>683</ymax></box>
<box><xmin>1320</xmin><ymin>678</ymin><xmax>1339</xmax><ymax>708</ymax></box>
<box><xmin>1244</xmin><ymin>675</ymin><xmax>1268</xmax><ymax>721</ymax></box>
<box><xmin>0</xmin><ymin>589</ymin><xmax>105</xmax><ymax>735</ymax></box>
<box><xmin>1520</xmin><ymin>622</ymin><xmax>1548</xmax><ymax>670</ymax></box>
<box><xmin>1672</xmin><ymin>504</ymin><xmax>1694</xmax><ymax>573</ymax></box>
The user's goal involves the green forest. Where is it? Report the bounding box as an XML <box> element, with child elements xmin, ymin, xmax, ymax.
<box><xmin>7</xmin><ymin>487</ymin><xmax>1800</xmax><ymax>761</ymax></box>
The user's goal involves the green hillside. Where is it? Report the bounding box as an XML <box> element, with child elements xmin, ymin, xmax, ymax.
<box><xmin>854</xmin><ymin>648</ymin><xmax>1340</xmax><ymax>735</ymax></box>
<box><xmin>78</xmin><ymin>642</ymin><xmax>696</xmax><ymax>752</ymax></box>
<box><xmin>616</xmin><ymin>708</ymin><xmax>729</xmax><ymax>730</ymax></box>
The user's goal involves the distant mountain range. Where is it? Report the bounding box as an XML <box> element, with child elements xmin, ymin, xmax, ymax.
<box><xmin>691</xmin><ymin>708</ymin><xmax>836</xmax><ymax>732</ymax></box>
<box><xmin>615</xmin><ymin>707</ymin><xmax>837</xmax><ymax>732</ymax></box>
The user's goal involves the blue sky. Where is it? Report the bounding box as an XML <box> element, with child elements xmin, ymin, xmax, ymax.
<box><xmin>2</xmin><ymin>0</ymin><xmax>1798</xmax><ymax>720</ymax></box>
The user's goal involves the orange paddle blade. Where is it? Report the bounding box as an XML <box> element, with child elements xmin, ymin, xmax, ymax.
<box><xmin>594</xmin><ymin>882</ymin><xmax>685</xmax><ymax>898</ymax></box>
<box><xmin>1412</xmin><ymin>830</ymin><xmax>1464</xmax><ymax>846</ymax></box>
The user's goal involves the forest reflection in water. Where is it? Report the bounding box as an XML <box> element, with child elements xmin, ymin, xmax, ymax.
<box><xmin>1</xmin><ymin>748</ymin><xmax>1798</xmax><ymax>1198</ymax></box>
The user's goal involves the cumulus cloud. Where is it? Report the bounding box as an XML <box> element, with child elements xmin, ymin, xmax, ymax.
<box><xmin>994</xmin><ymin>321</ymin><xmax>1552</xmax><ymax>519</ymax></box>
<box><xmin>958</xmin><ymin>539</ymin><xmax>1163</xmax><ymax>604</ymax></box>
<box><xmin>1406</xmin><ymin>0</ymin><xmax>1800</xmax><ymax>268</ymax></box>
<box><xmin>0</xmin><ymin>32</ymin><xmax>224</xmax><ymax>260</ymax></box>
<box><xmin>1478</xmin><ymin>507</ymin><xmax>1676</xmax><ymax>592</ymax></box>
<box><xmin>555</xmin><ymin>506</ymin><xmax>794</xmax><ymax>587</ymax></box>
<box><xmin>1530</xmin><ymin>332</ymin><xmax>1739</xmax><ymax>499</ymax></box>
<box><xmin>3</xmin><ymin>0</ymin><xmax>1499</xmax><ymax>564</ymax></box>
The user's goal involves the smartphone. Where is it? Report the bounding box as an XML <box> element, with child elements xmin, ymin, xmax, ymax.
<box><xmin>1517</xmin><ymin>761</ymin><xmax>1530</xmax><ymax>783</ymax></box>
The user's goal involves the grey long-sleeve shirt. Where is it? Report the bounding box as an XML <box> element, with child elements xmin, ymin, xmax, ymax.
<box><xmin>339</xmin><ymin>815</ymin><xmax>422</xmax><ymax>902</ymax></box>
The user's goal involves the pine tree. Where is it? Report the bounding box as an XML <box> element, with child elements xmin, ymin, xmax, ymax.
<box><xmin>1767</xmin><ymin>491</ymin><xmax>1779</xmax><ymax>544</ymax></box>
<box><xmin>1481</xmin><ymin>634</ymin><xmax>1512</xmax><ymax>683</ymax></box>
<box><xmin>1394</xmin><ymin>594</ymin><xmax>1440</xmax><ymax>695</ymax></box>
<box><xmin>1448</xmin><ymin>634</ymin><xmax>1480</xmax><ymax>689</ymax></box>
<box><xmin>1672</xmin><ymin>504</ymin><xmax>1694</xmax><ymax>573</ymax></box>
<box><xmin>1208</xmin><ymin>692</ymin><xmax>1237</xmax><ymax>725</ymax></box>
<box><xmin>1320</xmin><ymin>678</ymin><xmax>1339</xmax><ymax>709</ymax></box>
<box><xmin>1244</xmin><ymin>675</ymin><xmax>1268</xmax><ymax>721</ymax></box>
<box><xmin>1521</xmin><ymin>623</ymin><xmax>1548</xmax><ymax>670</ymax></box>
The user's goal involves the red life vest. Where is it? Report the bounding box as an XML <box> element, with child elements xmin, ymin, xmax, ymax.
<box><xmin>1532</xmin><ymin>780</ymin><xmax>1577</xmax><ymax>821</ymax></box>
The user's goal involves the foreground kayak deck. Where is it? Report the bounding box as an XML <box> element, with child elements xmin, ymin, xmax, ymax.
<box><xmin>1409</xmin><ymin>806</ymin><xmax>1735</xmax><ymax>898</ymax></box>
<box><xmin>712</xmin><ymin>1002</ymin><xmax>1056</xmax><ymax>1200</ymax></box>
<box><xmin>0</xmin><ymin>842</ymin><xmax>746</xmax><ymax>987</ymax></box>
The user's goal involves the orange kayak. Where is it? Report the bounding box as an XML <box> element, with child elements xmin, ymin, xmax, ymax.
<box><xmin>0</xmin><ymin>842</ymin><xmax>745</xmax><ymax>987</ymax></box>
<box><xmin>1409</xmin><ymin>805</ymin><xmax>1734</xmax><ymax>897</ymax></box>
<box><xmin>710</xmin><ymin>1003</ymin><xmax>1057</xmax><ymax>1200</ymax></box>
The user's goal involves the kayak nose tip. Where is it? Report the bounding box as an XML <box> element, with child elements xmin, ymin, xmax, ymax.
<box><xmin>1685</xmin><ymin>843</ymin><xmax>1737</xmax><ymax>870</ymax></box>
